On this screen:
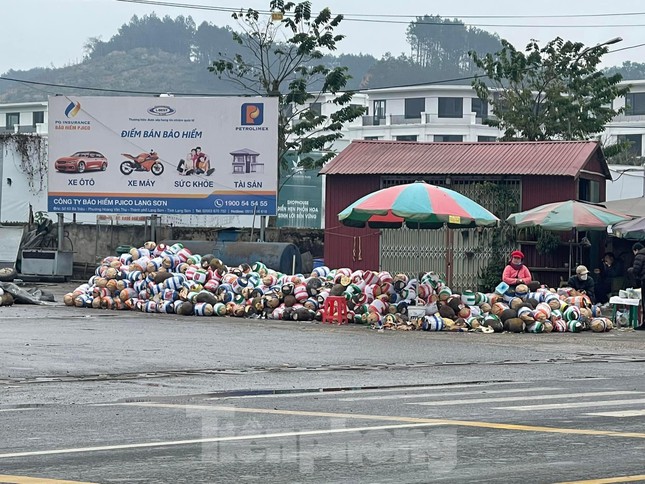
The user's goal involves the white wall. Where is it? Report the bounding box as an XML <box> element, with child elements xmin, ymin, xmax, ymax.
<box><xmin>607</xmin><ymin>164</ymin><xmax>644</xmax><ymax>201</ymax></box>
<box><xmin>1</xmin><ymin>144</ymin><xmax>49</xmax><ymax>222</ymax></box>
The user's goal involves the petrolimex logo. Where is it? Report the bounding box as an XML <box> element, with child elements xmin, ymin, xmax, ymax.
<box><xmin>238</xmin><ymin>103</ymin><xmax>268</xmax><ymax>131</ymax></box>
<box><xmin>64</xmin><ymin>101</ymin><xmax>81</xmax><ymax>118</ymax></box>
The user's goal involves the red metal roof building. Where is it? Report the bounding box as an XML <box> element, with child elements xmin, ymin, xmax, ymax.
<box><xmin>320</xmin><ymin>140</ymin><xmax>611</xmax><ymax>288</ymax></box>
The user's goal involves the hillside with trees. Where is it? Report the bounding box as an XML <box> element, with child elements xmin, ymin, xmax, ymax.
<box><xmin>0</xmin><ymin>12</ymin><xmax>500</xmax><ymax>101</ymax></box>
<box><xmin>0</xmin><ymin>11</ymin><xmax>639</xmax><ymax>102</ymax></box>
<box><xmin>0</xmin><ymin>13</ymin><xmax>376</xmax><ymax>102</ymax></box>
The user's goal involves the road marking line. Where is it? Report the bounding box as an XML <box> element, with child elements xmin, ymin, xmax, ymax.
<box><xmin>503</xmin><ymin>398</ymin><xmax>645</xmax><ymax>411</ymax></box>
<box><xmin>554</xmin><ymin>474</ymin><xmax>645</xmax><ymax>483</ymax></box>
<box><xmin>117</xmin><ymin>402</ymin><xmax>645</xmax><ymax>439</ymax></box>
<box><xmin>584</xmin><ymin>409</ymin><xmax>645</xmax><ymax>418</ymax></box>
<box><xmin>121</xmin><ymin>402</ymin><xmax>437</xmax><ymax>423</ymax></box>
<box><xmin>0</xmin><ymin>476</ymin><xmax>97</xmax><ymax>484</ymax></box>
<box><xmin>0</xmin><ymin>409</ymin><xmax>38</xmax><ymax>413</ymax></box>
<box><xmin>0</xmin><ymin>422</ymin><xmax>439</xmax><ymax>460</ymax></box>
<box><xmin>206</xmin><ymin>381</ymin><xmax>526</xmax><ymax>400</ymax></box>
<box><xmin>409</xmin><ymin>391</ymin><xmax>643</xmax><ymax>406</ymax></box>
<box><xmin>339</xmin><ymin>387</ymin><xmax>561</xmax><ymax>402</ymax></box>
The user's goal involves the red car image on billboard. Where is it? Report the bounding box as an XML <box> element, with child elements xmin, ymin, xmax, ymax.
<box><xmin>54</xmin><ymin>151</ymin><xmax>108</xmax><ymax>173</ymax></box>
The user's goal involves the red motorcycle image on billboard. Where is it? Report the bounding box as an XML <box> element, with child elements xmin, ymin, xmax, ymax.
<box><xmin>120</xmin><ymin>150</ymin><xmax>164</xmax><ymax>176</ymax></box>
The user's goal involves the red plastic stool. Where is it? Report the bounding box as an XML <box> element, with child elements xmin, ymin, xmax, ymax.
<box><xmin>323</xmin><ymin>296</ymin><xmax>348</xmax><ymax>324</ymax></box>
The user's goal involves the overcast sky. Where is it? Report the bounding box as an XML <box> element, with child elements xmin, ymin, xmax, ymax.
<box><xmin>3</xmin><ymin>0</ymin><xmax>645</xmax><ymax>76</ymax></box>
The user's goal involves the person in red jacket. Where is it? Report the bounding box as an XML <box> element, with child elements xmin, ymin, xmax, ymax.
<box><xmin>502</xmin><ymin>250</ymin><xmax>533</xmax><ymax>287</ymax></box>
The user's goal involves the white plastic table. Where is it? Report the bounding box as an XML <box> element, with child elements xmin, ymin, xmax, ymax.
<box><xmin>609</xmin><ymin>296</ymin><xmax>640</xmax><ymax>328</ymax></box>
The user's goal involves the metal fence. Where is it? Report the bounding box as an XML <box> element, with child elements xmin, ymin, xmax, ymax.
<box><xmin>378</xmin><ymin>176</ymin><xmax>520</xmax><ymax>291</ymax></box>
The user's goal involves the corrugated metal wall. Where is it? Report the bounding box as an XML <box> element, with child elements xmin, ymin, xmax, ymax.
<box><xmin>323</xmin><ymin>174</ymin><xmax>381</xmax><ymax>270</ymax></box>
<box><xmin>520</xmin><ymin>175</ymin><xmax>576</xmax><ymax>210</ymax></box>
<box><xmin>519</xmin><ymin>176</ymin><xmax>574</xmax><ymax>287</ymax></box>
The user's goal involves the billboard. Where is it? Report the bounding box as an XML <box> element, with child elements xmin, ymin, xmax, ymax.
<box><xmin>47</xmin><ymin>96</ymin><xmax>278</xmax><ymax>215</ymax></box>
<box><xmin>276</xmin><ymin>168</ymin><xmax>323</xmax><ymax>229</ymax></box>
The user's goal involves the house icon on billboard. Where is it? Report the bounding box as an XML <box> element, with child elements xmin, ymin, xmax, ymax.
<box><xmin>231</xmin><ymin>148</ymin><xmax>264</xmax><ymax>174</ymax></box>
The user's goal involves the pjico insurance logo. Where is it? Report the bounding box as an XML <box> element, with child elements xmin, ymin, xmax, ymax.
<box><xmin>241</xmin><ymin>103</ymin><xmax>264</xmax><ymax>126</ymax></box>
<box><xmin>64</xmin><ymin>101</ymin><xmax>81</xmax><ymax>118</ymax></box>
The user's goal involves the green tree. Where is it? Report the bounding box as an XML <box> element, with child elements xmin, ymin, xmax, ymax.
<box><xmin>604</xmin><ymin>61</ymin><xmax>645</xmax><ymax>81</ymax></box>
<box><xmin>193</xmin><ymin>22</ymin><xmax>240</xmax><ymax>66</ymax></box>
<box><xmin>406</xmin><ymin>16</ymin><xmax>501</xmax><ymax>75</ymax></box>
<box><xmin>362</xmin><ymin>53</ymin><xmax>429</xmax><ymax>89</ymax></box>
<box><xmin>601</xmin><ymin>138</ymin><xmax>640</xmax><ymax>165</ymax></box>
<box><xmin>470</xmin><ymin>37</ymin><xmax>629</xmax><ymax>141</ymax></box>
<box><xmin>85</xmin><ymin>14</ymin><xmax>196</xmax><ymax>61</ymax></box>
<box><xmin>209</xmin><ymin>0</ymin><xmax>366</xmax><ymax>173</ymax></box>
<box><xmin>321</xmin><ymin>53</ymin><xmax>376</xmax><ymax>90</ymax></box>
<box><xmin>358</xmin><ymin>16</ymin><xmax>501</xmax><ymax>89</ymax></box>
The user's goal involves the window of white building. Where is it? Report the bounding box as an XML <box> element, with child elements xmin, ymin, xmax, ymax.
<box><xmin>434</xmin><ymin>134</ymin><xmax>463</xmax><ymax>142</ymax></box>
<box><xmin>33</xmin><ymin>111</ymin><xmax>44</xmax><ymax>126</ymax></box>
<box><xmin>373</xmin><ymin>100</ymin><xmax>386</xmax><ymax>119</ymax></box>
<box><xmin>471</xmin><ymin>98</ymin><xmax>488</xmax><ymax>120</ymax></box>
<box><xmin>625</xmin><ymin>93</ymin><xmax>645</xmax><ymax>116</ymax></box>
<box><xmin>309</xmin><ymin>102</ymin><xmax>321</xmax><ymax>116</ymax></box>
<box><xmin>438</xmin><ymin>97</ymin><xmax>463</xmax><ymax>118</ymax></box>
<box><xmin>617</xmin><ymin>134</ymin><xmax>643</xmax><ymax>157</ymax></box>
<box><xmin>404</xmin><ymin>98</ymin><xmax>425</xmax><ymax>119</ymax></box>
<box><xmin>6</xmin><ymin>112</ymin><xmax>19</xmax><ymax>130</ymax></box>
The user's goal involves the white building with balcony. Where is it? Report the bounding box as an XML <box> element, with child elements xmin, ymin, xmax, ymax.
<box><xmin>0</xmin><ymin>101</ymin><xmax>49</xmax><ymax>223</ymax></box>
<box><xmin>604</xmin><ymin>79</ymin><xmax>645</xmax><ymax>158</ymax></box>
<box><xmin>341</xmin><ymin>81</ymin><xmax>645</xmax><ymax>207</ymax></box>
<box><xmin>345</xmin><ymin>84</ymin><xmax>501</xmax><ymax>143</ymax></box>
<box><xmin>0</xmin><ymin>101</ymin><xmax>48</xmax><ymax>134</ymax></box>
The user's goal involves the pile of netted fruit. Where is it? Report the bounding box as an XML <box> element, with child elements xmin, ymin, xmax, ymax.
<box><xmin>62</xmin><ymin>241</ymin><xmax>614</xmax><ymax>333</ymax></box>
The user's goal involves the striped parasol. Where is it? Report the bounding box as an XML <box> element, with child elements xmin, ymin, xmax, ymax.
<box><xmin>506</xmin><ymin>200</ymin><xmax>632</xmax><ymax>231</ymax></box>
<box><xmin>338</xmin><ymin>181</ymin><xmax>499</xmax><ymax>229</ymax></box>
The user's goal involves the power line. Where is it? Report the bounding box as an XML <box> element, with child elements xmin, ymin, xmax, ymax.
<box><xmin>341</xmin><ymin>17</ymin><xmax>645</xmax><ymax>28</ymax></box>
<box><xmin>610</xmin><ymin>42</ymin><xmax>645</xmax><ymax>53</ymax></box>
<box><xmin>114</xmin><ymin>0</ymin><xmax>645</xmax><ymax>28</ymax></box>
<box><xmin>358</xmin><ymin>75</ymin><xmax>479</xmax><ymax>91</ymax></box>
<box><xmin>316</xmin><ymin>11</ymin><xmax>645</xmax><ymax>20</ymax></box>
<box><xmin>115</xmin><ymin>0</ymin><xmax>645</xmax><ymax>20</ymax></box>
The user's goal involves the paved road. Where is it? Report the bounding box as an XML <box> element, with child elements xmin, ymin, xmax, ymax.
<box><xmin>1</xmin><ymin>288</ymin><xmax>645</xmax><ymax>483</ymax></box>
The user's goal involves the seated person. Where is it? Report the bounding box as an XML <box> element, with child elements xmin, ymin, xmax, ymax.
<box><xmin>502</xmin><ymin>250</ymin><xmax>533</xmax><ymax>287</ymax></box>
<box><xmin>594</xmin><ymin>252</ymin><xmax>625</xmax><ymax>304</ymax></box>
<box><xmin>195</xmin><ymin>151</ymin><xmax>214</xmax><ymax>176</ymax></box>
<box><xmin>567</xmin><ymin>265</ymin><xmax>595</xmax><ymax>303</ymax></box>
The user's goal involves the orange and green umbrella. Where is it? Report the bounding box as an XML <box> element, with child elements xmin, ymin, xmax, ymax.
<box><xmin>338</xmin><ymin>181</ymin><xmax>499</xmax><ymax>229</ymax></box>
<box><xmin>506</xmin><ymin>200</ymin><xmax>632</xmax><ymax>231</ymax></box>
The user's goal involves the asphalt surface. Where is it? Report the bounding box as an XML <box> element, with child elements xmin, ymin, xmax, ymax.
<box><xmin>1</xmin><ymin>282</ymin><xmax>645</xmax><ymax>483</ymax></box>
